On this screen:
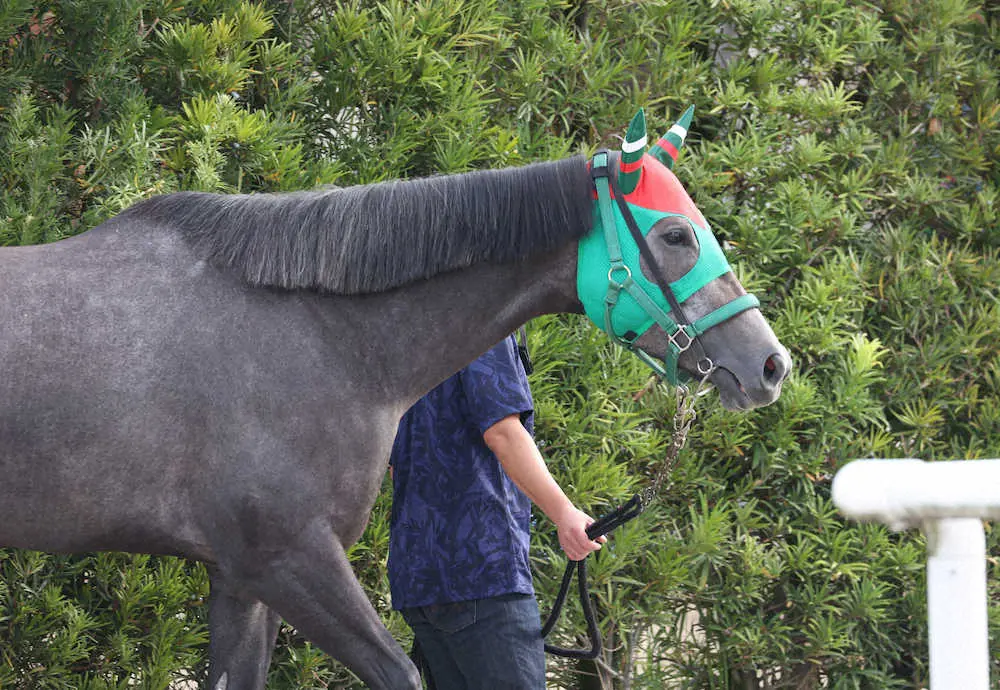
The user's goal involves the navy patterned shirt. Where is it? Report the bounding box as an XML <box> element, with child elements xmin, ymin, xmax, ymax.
<box><xmin>388</xmin><ymin>336</ymin><xmax>535</xmax><ymax>610</ymax></box>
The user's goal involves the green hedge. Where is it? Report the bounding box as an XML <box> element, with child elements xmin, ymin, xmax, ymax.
<box><xmin>1</xmin><ymin>1</ymin><xmax>998</xmax><ymax>688</ymax></box>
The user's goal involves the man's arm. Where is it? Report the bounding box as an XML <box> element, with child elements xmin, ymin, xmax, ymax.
<box><xmin>483</xmin><ymin>414</ymin><xmax>605</xmax><ymax>561</ymax></box>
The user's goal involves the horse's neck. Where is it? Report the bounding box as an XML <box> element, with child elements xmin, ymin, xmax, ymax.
<box><xmin>358</xmin><ymin>242</ymin><xmax>580</xmax><ymax>408</ymax></box>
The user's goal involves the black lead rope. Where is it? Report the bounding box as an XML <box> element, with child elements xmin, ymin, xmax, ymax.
<box><xmin>541</xmin><ymin>494</ymin><xmax>646</xmax><ymax>659</ymax></box>
<box><xmin>541</xmin><ymin>371</ymin><xmax>709</xmax><ymax>659</ymax></box>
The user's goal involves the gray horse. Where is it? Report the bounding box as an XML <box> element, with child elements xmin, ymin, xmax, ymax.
<box><xmin>0</xmin><ymin>112</ymin><xmax>789</xmax><ymax>688</ymax></box>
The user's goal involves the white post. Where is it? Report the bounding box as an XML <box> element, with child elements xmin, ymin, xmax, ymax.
<box><xmin>832</xmin><ymin>459</ymin><xmax>1000</xmax><ymax>690</ymax></box>
<box><xmin>925</xmin><ymin>518</ymin><xmax>989</xmax><ymax>690</ymax></box>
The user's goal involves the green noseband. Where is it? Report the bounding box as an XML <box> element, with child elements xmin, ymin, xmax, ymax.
<box><xmin>577</xmin><ymin>151</ymin><xmax>760</xmax><ymax>385</ymax></box>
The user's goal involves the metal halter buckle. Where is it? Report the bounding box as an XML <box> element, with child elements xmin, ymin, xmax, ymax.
<box><xmin>667</xmin><ymin>325</ymin><xmax>693</xmax><ymax>353</ymax></box>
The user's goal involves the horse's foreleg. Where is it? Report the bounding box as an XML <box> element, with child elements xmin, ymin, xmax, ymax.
<box><xmin>241</xmin><ymin>519</ymin><xmax>420</xmax><ymax>690</ymax></box>
<box><xmin>206</xmin><ymin>572</ymin><xmax>281</xmax><ymax>690</ymax></box>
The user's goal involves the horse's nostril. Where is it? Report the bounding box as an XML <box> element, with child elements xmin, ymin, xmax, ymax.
<box><xmin>763</xmin><ymin>352</ymin><xmax>790</xmax><ymax>386</ymax></box>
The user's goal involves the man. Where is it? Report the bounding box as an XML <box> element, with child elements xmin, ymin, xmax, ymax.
<box><xmin>388</xmin><ymin>334</ymin><xmax>604</xmax><ymax>689</ymax></box>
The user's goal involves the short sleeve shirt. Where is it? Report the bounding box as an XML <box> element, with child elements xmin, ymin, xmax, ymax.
<box><xmin>387</xmin><ymin>336</ymin><xmax>535</xmax><ymax>610</ymax></box>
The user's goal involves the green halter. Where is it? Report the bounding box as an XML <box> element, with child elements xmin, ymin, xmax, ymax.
<box><xmin>578</xmin><ymin>150</ymin><xmax>760</xmax><ymax>385</ymax></box>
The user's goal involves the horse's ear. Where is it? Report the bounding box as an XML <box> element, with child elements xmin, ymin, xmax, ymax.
<box><xmin>618</xmin><ymin>108</ymin><xmax>647</xmax><ymax>194</ymax></box>
<box><xmin>649</xmin><ymin>104</ymin><xmax>694</xmax><ymax>170</ymax></box>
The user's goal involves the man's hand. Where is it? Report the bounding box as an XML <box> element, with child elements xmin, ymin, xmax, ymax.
<box><xmin>553</xmin><ymin>505</ymin><xmax>607</xmax><ymax>562</ymax></box>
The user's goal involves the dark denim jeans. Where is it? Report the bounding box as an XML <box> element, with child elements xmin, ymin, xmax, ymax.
<box><xmin>402</xmin><ymin>593</ymin><xmax>545</xmax><ymax>690</ymax></box>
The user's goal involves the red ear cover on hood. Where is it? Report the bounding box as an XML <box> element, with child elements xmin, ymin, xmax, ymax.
<box><xmin>624</xmin><ymin>155</ymin><xmax>709</xmax><ymax>229</ymax></box>
<box><xmin>589</xmin><ymin>154</ymin><xmax>709</xmax><ymax>229</ymax></box>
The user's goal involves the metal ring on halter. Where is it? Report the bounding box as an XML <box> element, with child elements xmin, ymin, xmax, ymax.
<box><xmin>694</xmin><ymin>359</ymin><xmax>716</xmax><ymax>396</ymax></box>
<box><xmin>607</xmin><ymin>264</ymin><xmax>632</xmax><ymax>286</ymax></box>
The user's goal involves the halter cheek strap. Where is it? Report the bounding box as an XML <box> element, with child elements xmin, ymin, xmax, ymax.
<box><xmin>590</xmin><ymin>151</ymin><xmax>760</xmax><ymax>385</ymax></box>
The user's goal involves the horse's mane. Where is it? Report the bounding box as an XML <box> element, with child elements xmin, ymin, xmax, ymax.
<box><xmin>124</xmin><ymin>156</ymin><xmax>593</xmax><ymax>295</ymax></box>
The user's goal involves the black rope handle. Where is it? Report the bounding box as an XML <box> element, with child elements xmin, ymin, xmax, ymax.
<box><xmin>541</xmin><ymin>494</ymin><xmax>645</xmax><ymax>658</ymax></box>
<box><xmin>541</xmin><ymin>560</ymin><xmax>599</xmax><ymax>658</ymax></box>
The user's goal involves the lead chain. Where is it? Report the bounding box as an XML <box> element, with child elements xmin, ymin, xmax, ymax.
<box><xmin>639</xmin><ymin>367</ymin><xmax>715</xmax><ymax>509</ymax></box>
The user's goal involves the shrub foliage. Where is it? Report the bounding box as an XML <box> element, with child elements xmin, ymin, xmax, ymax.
<box><xmin>1</xmin><ymin>1</ymin><xmax>998</xmax><ymax>688</ymax></box>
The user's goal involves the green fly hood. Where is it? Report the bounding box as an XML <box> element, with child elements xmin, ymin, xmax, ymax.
<box><xmin>577</xmin><ymin>107</ymin><xmax>760</xmax><ymax>384</ymax></box>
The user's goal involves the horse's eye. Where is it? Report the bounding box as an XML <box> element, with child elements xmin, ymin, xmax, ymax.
<box><xmin>664</xmin><ymin>229</ymin><xmax>686</xmax><ymax>245</ymax></box>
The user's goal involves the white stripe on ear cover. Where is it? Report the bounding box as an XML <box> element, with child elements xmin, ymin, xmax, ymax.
<box><xmin>621</xmin><ymin>135</ymin><xmax>648</xmax><ymax>153</ymax></box>
<box><xmin>668</xmin><ymin>124</ymin><xmax>688</xmax><ymax>139</ymax></box>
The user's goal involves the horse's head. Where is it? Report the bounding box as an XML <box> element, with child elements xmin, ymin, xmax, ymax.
<box><xmin>578</xmin><ymin>107</ymin><xmax>790</xmax><ymax>410</ymax></box>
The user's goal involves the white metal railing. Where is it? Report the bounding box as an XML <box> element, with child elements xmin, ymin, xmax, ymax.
<box><xmin>832</xmin><ymin>458</ymin><xmax>1000</xmax><ymax>690</ymax></box>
